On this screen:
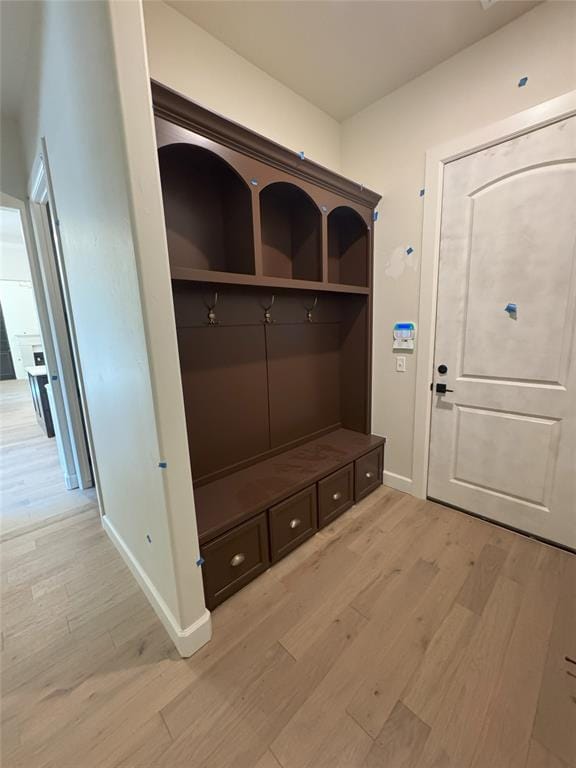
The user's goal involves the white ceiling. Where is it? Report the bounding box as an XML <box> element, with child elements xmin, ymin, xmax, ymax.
<box><xmin>166</xmin><ymin>0</ymin><xmax>540</xmax><ymax>120</ymax></box>
<box><xmin>0</xmin><ymin>0</ymin><xmax>40</xmax><ymax>118</ymax></box>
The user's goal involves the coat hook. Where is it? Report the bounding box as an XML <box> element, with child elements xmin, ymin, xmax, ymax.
<box><xmin>262</xmin><ymin>294</ymin><xmax>275</xmax><ymax>324</ymax></box>
<box><xmin>305</xmin><ymin>296</ymin><xmax>318</xmax><ymax>323</ymax></box>
<box><xmin>203</xmin><ymin>291</ymin><xmax>219</xmax><ymax>326</ymax></box>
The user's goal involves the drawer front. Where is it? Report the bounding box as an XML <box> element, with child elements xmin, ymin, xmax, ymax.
<box><xmin>355</xmin><ymin>446</ymin><xmax>383</xmax><ymax>501</ymax></box>
<box><xmin>269</xmin><ymin>485</ymin><xmax>317</xmax><ymax>563</ymax></box>
<box><xmin>201</xmin><ymin>513</ymin><xmax>269</xmax><ymax>609</ymax></box>
<box><xmin>318</xmin><ymin>464</ymin><xmax>354</xmax><ymax>527</ymax></box>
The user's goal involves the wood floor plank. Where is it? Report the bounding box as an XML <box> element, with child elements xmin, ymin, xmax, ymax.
<box><xmin>256</xmin><ymin>750</ymin><xmax>285</xmax><ymax>768</ymax></box>
<box><xmin>0</xmin><ymin>380</ymin><xmax>98</xmax><ymax>539</ymax></box>
<box><xmin>271</xmin><ymin>558</ymin><xmax>439</xmax><ymax>768</ymax></box>
<box><xmin>402</xmin><ymin>602</ymin><xmax>478</xmax><ymax>725</ymax></box>
<box><xmin>469</xmin><ymin>548</ymin><xmax>564</xmax><ymax>768</ymax></box>
<box><xmin>347</xmin><ymin>540</ymin><xmax>475</xmax><ymax>738</ymax></box>
<box><xmin>279</xmin><ymin>495</ymin><xmax>440</xmax><ymax>659</ymax></box>
<box><xmin>160</xmin><ymin>605</ymin><xmax>367</xmax><ymax>768</ymax></box>
<box><xmin>531</xmin><ymin>553</ymin><xmax>576</xmax><ymax>768</ymax></box>
<box><xmin>456</xmin><ymin>542</ymin><xmax>508</xmax><ymax>615</ymax></box>
<box><xmin>362</xmin><ymin>701</ymin><xmax>430</xmax><ymax>768</ymax></box>
<box><xmin>526</xmin><ymin>739</ymin><xmax>572</xmax><ymax>768</ymax></box>
<box><xmin>414</xmin><ymin>576</ymin><xmax>522</xmax><ymax>767</ymax></box>
<box><xmin>302</xmin><ymin>712</ymin><xmax>373</xmax><ymax>768</ymax></box>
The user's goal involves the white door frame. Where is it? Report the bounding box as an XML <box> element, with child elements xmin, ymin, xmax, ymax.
<box><xmin>27</xmin><ymin>141</ymin><xmax>95</xmax><ymax>491</ymax></box>
<box><xmin>412</xmin><ymin>90</ymin><xmax>576</xmax><ymax>500</ymax></box>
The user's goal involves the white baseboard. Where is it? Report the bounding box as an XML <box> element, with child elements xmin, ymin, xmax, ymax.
<box><xmin>64</xmin><ymin>472</ymin><xmax>78</xmax><ymax>490</ymax></box>
<box><xmin>383</xmin><ymin>470</ymin><xmax>414</xmax><ymax>495</ymax></box>
<box><xmin>102</xmin><ymin>516</ymin><xmax>212</xmax><ymax>658</ymax></box>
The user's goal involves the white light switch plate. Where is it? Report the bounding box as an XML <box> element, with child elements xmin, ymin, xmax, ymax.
<box><xmin>396</xmin><ymin>356</ymin><xmax>406</xmax><ymax>372</ymax></box>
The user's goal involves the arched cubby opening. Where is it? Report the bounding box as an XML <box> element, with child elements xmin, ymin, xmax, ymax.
<box><xmin>158</xmin><ymin>144</ymin><xmax>254</xmax><ymax>275</ymax></box>
<box><xmin>327</xmin><ymin>206</ymin><xmax>369</xmax><ymax>287</ymax></box>
<box><xmin>260</xmin><ymin>182</ymin><xmax>322</xmax><ymax>282</ymax></box>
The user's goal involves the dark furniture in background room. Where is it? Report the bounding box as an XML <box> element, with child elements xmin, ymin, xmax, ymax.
<box><xmin>153</xmin><ymin>82</ymin><xmax>386</xmax><ymax>609</ymax></box>
<box><xmin>0</xmin><ymin>303</ymin><xmax>16</xmax><ymax>381</ymax></box>
<box><xmin>26</xmin><ymin>366</ymin><xmax>55</xmax><ymax>438</ymax></box>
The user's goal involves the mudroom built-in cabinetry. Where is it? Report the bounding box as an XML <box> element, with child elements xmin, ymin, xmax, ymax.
<box><xmin>152</xmin><ymin>82</ymin><xmax>386</xmax><ymax>609</ymax></box>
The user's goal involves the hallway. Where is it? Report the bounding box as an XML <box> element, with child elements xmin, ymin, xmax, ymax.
<box><xmin>0</xmin><ymin>379</ymin><xmax>97</xmax><ymax>539</ymax></box>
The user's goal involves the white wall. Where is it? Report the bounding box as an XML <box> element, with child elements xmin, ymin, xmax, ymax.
<box><xmin>19</xmin><ymin>0</ymin><xmax>209</xmax><ymax>654</ymax></box>
<box><xmin>0</xmin><ymin>208</ymin><xmax>41</xmax><ymax>379</ymax></box>
<box><xmin>0</xmin><ymin>114</ymin><xmax>27</xmax><ymax>200</ymax></box>
<box><xmin>340</xmin><ymin>1</ymin><xmax>576</xmax><ymax>490</ymax></box>
<box><xmin>142</xmin><ymin>1</ymin><xmax>341</xmax><ymax>172</ymax></box>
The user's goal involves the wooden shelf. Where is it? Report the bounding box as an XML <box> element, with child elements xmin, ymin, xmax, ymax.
<box><xmin>194</xmin><ymin>428</ymin><xmax>385</xmax><ymax>544</ymax></box>
<box><xmin>170</xmin><ymin>267</ymin><xmax>370</xmax><ymax>295</ymax></box>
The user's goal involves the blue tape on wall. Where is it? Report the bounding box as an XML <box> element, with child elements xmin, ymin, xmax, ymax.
<box><xmin>373</xmin><ymin>211</ymin><xmax>379</xmax><ymax>222</ymax></box>
<box><xmin>196</xmin><ymin>557</ymin><xmax>205</xmax><ymax>567</ymax></box>
<box><xmin>298</xmin><ymin>151</ymin><xmax>305</xmax><ymax>160</ymax></box>
<box><xmin>158</xmin><ymin>461</ymin><xmax>167</xmax><ymax>469</ymax></box>
<box><xmin>406</xmin><ymin>246</ymin><xmax>414</xmax><ymax>255</ymax></box>
<box><xmin>518</xmin><ymin>76</ymin><xmax>528</xmax><ymax>87</ymax></box>
<box><xmin>419</xmin><ymin>188</ymin><xmax>425</xmax><ymax>197</ymax></box>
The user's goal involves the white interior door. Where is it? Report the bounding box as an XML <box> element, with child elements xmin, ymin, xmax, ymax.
<box><xmin>428</xmin><ymin>116</ymin><xmax>576</xmax><ymax>549</ymax></box>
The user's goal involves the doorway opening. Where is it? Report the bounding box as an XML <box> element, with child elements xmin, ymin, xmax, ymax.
<box><xmin>0</xmin><ymin>194</ymin><xmax>97</xmax><ymax>539</ymax></box>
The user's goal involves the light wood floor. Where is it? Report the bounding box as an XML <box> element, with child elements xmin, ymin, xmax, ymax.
<box><xmin>1</xmin><ymin>482</ymin><xmax>574</xmax><ymax>767</ymax></box>
<box><xmin>0</xmin><ymin>379</ymin><xmax>97</xmax><ymax>538</ymax></box>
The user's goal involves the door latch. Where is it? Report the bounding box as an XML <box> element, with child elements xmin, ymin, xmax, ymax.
<box><xmin>435</xmin><ymin>383</ymin><xmax>454</xmax><ymax>394</ymax></box>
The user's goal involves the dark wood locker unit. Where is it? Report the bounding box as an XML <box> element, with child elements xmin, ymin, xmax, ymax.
<box><xmin>152</xmin><ymin>81</ymin><xmax>386</xmax><ymax>610</ymax></box>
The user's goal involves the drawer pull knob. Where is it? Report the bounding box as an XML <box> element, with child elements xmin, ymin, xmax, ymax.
<box><xmin>365</xmin><ymin>471</ymin><xmax>374</xmax><ymax>479</ymax></box>
<box><xmin>332</xmin><ymin>491</ymin><xmax>342</xmax><ymax>501</ymax></box>
<box><xmin>230</xmin><ymin>553</ymin><xmax>245</xmax><ymax>567</ymax></box>
<box><xmin>289</xmin><ymin>518</ymin><xmax>301</xmax><ymax>529</ymax></box>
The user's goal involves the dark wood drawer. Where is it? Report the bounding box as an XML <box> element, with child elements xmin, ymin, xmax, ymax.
<box><xmin>200</xmin><ymin>513</ymin><xmax>269</xmax><ymax>609</ymax></box>
<box><xmin>269</xmin><ymin>485</ymin><xmax>317</xmax><ymax>563</ymax></box>
<box><xmin>318</xmin><ymin>463</ymin><xmax>354</xmax><ymax>527</ymax></box>
<box><xmin>355</xmin><ymin>446</ymin><xmax>383</xmax><ymax>501</ymax></box>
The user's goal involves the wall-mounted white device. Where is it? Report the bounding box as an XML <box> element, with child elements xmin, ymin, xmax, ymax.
<box><xmin>393</xmin><ymin>322</ymin><xmax>416</xmax><ymax>350</ymax></box>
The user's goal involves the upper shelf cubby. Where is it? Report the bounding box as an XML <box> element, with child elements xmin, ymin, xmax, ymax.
<box><xmin>158</xmin><ymin>144</ymin><xmax>254</xmax><ymax>275</ymax></box>
<box><xmin>260</xmin><ymin>182</ymin><xmax>322</xmax><ymax>282</ymax></box>
<box><xmin>328</xmin><ymin>206</ymin><xmax>369</xmax><ymax>287</ymax></box>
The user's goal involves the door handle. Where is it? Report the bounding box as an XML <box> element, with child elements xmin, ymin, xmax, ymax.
<box><xmin>435</xmin><ymin>383</ymin><xmax>454</xmax><ymax>394</ymax></box>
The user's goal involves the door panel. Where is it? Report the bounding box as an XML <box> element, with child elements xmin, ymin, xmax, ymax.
<box><xmin>429</xmin><ymin>116</ymin><xmax>576</xmax><ymax>548</ymax></box>
<box><xmin>462</xmin><ymin>166</ymin><xmax>576</xmax><ymax>383</ymax></box>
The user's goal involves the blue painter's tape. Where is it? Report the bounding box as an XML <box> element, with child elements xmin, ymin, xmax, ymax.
<box><xmin>196</xmin><ymin>557</ymin><xmax>205</xmax><ymax>567</ymax></box>
<box><xmin>146</xmin><ymin>534</ymin><xmax>152</xmax><ymax>543</ymax></box>
<box><xmin>518</xmin><ymin>76</ymin><xmax>528</xmax><ymax>87</ymax></box>
<box><xmin>373</xmin><ymin>211</ymin><xmax>379</xmax><ymax>222</ymax></box>
<box><xmin>419</xmin><ymin>188</ymin><xmax>425</xmax><ymax>197</ymax></box>
<box><xmin>505</xmin><ymin>303</ymin><xmax>518</xmax><ymax>314</ymax></box>
<box><xmin>51</xmin><ymin>375</ymin><xmax>58</xmax><ymax>381</ymax></box>
<box><xmin>406</xmin><ymin>247</ymin><xmax>414</xmax><ymax>255</ymax></box>
<box><xmin>158</xmin><ymin>461</ymin><xmax>168</xmax><ymax>469</ymax></box>
<box><xmin>298</xmin><ymin>151</ymin><xmax>305</xmax><ymax>160</ymax></box>
<box><xmin>250</xmin><ymin>178</ymin><xmax>258</xmax><ymax>186</ymax></box>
